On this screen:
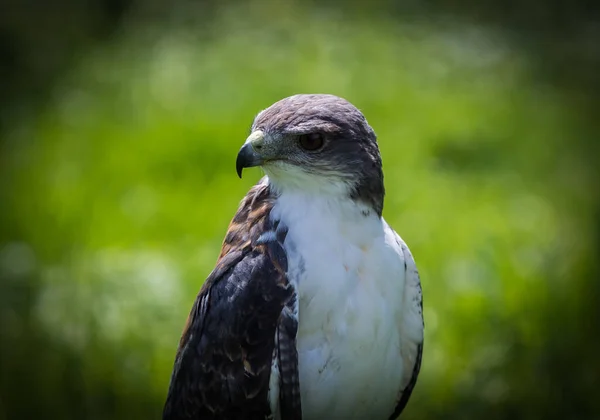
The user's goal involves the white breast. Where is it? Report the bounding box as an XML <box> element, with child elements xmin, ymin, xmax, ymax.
<box><xmin>269</xmin><ymin>190</ymin><xmax>411</xmax><ymax>420</ymax></box>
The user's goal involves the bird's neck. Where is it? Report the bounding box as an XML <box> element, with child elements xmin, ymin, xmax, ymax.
<box><xmin>268</xmin><ymin>182</ymin><xmax>380</xmax><ymax>231</ymax></box>
<box><xmin>265</xmin><ymin>174</ymin><xmax>380</xmax><ymax>218</ymax></box>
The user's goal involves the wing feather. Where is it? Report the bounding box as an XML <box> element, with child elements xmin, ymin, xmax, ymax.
<box><xmin>163</xmin><ymin>181</ymin><xmax>298</xmax><ymax>420</ymax></box>
<box><xmin>277</xmin><ymin>295</ymin><xmax>302</xmax><ymax>419</ymax></box>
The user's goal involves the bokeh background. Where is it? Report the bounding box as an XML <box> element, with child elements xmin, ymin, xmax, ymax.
<box><xmin>1</xmin><ymin>1</ymin><xmax>599</xmax><ymax>419</ymax></box>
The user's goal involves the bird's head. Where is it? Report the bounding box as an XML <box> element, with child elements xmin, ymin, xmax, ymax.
<box><xmin>236</xmin><ymin>94</ymin><xmax>385</xmax><ymax>216</ymax></box>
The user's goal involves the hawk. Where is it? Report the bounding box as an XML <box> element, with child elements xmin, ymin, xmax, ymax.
<box><xmin>163</xmin><ymin>94</ymin><xmax>424</xmax><ymax>420</ymax></box>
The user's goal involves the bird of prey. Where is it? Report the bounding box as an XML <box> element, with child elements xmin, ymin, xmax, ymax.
<box><xmin>163</xmin><ymin>94</ymin><xmax>424</xmax><ymax>420</ymax></box>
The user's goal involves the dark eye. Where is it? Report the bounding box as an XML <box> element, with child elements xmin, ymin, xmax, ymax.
<box><xmin>298</xmin><ymin>133</ymin><xmax>324</xmax><ymax>151</ymax></box>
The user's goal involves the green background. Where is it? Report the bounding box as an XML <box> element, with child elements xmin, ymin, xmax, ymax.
<box><xmin>1</xmin><ymin>2</ymin><xmax>599</xmax><ymax>419</ymax></box>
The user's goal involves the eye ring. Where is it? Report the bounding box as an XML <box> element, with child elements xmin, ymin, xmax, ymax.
<box><xmin>298</xmin><ymin>133</ymin><xmax>324</xmax><ymax>151</ymax></box>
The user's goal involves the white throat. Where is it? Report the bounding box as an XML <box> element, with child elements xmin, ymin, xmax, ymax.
<box><xmin>263</xmin><ymin>163</ymin><xmax>355</xmax><ymax>200</ymax></box>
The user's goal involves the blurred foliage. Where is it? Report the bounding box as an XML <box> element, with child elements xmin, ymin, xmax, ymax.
<box><xmin>1</xmin><ymin>1</ymin><xmax>599</xmax><ymax>420</ymax></box>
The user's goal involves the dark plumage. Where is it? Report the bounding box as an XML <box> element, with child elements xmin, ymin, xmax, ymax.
<box><xmin>163</xmin><ymin>182</ymin><xmax>300</xmax><ymax>419</ymax></box>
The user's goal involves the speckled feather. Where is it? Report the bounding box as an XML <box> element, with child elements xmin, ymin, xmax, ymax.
<box><xmin>163</xmin><ymin>181</ymin><xmax>300</xmax><ymax>420</ymax></box>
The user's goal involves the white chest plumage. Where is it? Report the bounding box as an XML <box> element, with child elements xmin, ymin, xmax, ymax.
<box><xmin>268</xmin><ymin>189</ymin><xmax>412</xmax><ymax>420</ymax></box>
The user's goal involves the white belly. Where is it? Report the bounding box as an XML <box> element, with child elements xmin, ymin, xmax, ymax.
<box><xmin>270</xmin><ymin>191</ymin><xmax>407</xmax><ymax>420</ymax></box>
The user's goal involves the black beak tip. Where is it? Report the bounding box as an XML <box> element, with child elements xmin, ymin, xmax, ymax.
<box><xmin>235</xmin><ymin>152</ymin><xmax>245</xmax><ymax>179</ymax></box>
<box><xmin>236</xmin><ymin>143</ymin><xmax>262</xmax><ymax>179</ymax></box>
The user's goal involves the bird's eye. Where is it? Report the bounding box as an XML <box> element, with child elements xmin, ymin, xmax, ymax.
<box><xmin>298</xmin><ymin>133</ymin><xmax>324</xmax><ymax>151</ymax></box>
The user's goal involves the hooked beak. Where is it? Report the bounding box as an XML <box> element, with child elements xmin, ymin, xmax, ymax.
<box><xmin>236</xmin><ymin>130</ymin><xmax>265</xmax><ymax>178</ymax></box>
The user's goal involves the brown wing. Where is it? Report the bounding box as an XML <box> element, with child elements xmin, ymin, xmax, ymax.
<box><xmin>163</xmin><ymin>181</ymin><xmax>299</xmax><ymax>420</ymax></box>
